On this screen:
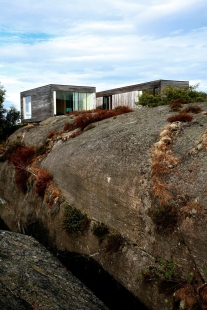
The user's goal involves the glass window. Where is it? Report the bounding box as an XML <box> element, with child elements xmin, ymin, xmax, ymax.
<box><xmin>55</xmin><ymin>91</ymin><xmax>94</xmax><ymax>113</ymax></box>
<box><xmin>86</xmin><ymin>93</ymin><xmax>93</xmax><ymax>110</ymax></box>
<box><xmin>78</xmin><ymin>93</ymin><xmax>86</xmax><ymax>110</ymax></box>
<box><xmin>73</xmin><ymin>92</ymin><xmax>79</xmax><ymax>111</ymax></box>
<box><xmin>24</xmin><ymin>96</ymin><xmax>31</xmax><ymax>118</ymax></box>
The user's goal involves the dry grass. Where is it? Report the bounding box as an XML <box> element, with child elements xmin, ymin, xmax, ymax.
<box><xmin>167</xmin><ymin>113</ymin><xmax>193</xmax><ymax>123</ymax></box>
<box><xmin>34</xmin><ymin>169</ymin><xmax>53</xmax><ymax>198</ymax></box>
<box><xmin>180</xmin><ymin>105</ymin><xmax>202</xmax><ymax>114</ymax></box>
<box><xmin>47</xmin><ymin>130</ymin><xmax>60</xmax><ymax>139</ymax></box>
<box><xmin>63</xmin><ymin>106</ymin><xmax>133</xmax><ymax>133</ymax></box>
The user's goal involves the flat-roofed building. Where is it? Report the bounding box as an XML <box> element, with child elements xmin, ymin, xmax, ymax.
<box><xmin>20</xmin><ymin>84</ymin><xmax>96</xmax><ymax>122</ymax></box>
<box><xmin>96</xmin><ymin>79</ymin><xmax>189</xmax><ymax>110</ymax></box>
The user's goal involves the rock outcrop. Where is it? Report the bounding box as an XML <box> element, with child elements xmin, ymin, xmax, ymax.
<box><xmin>1</xmin><ymin>103</ymin><xmax>207</xmax><ymax>309</ymax></box>
<box><xmin>0</xmin><ymin>230</ymin><xmax>108</xmax><ymax>310</ymax></box>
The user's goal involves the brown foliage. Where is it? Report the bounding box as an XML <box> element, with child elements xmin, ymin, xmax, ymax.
<box><xmin>174</xmin><ymin>284</ymin><xmax>202</xmax><ymax>309</ymax></box>
<box><xmin>35</xmin><ymin>169</ymin><xmax>53</xmax><ymax>198</ymax></box>
<box><xmin>47</xmin><ymin>130</ymin><xmax>59</xmax><ymax>139</ymax></box>
<box><xmin>8</xmin><ymin>146</ymin><xmax>35</xmax><ymax>193</ymax></box>
<box><xmin>167</xmin><ymin>113</ymin><xmax>193</xmax><ymax>123</ymax></box>
<box><xmin>63</xmin><ymin>106</ymin><xmax>133</xmax><ymax>133</ymax></box>
<box><xmin>181</xmin><ymin>105</ymin><xmax>202</xmax><ymax>114</ymax></box>
<box><xmin>172</xmin><ymin>98</ymin><xmax>188</xmax><ymax>105</ymax></box>
<box><xmin>63</xmin><ymin>122</ymin><xmax>74</xmax><ymax>132</ymax></box>
<box><xmin>170</xmin><ymin>100</ymin><xmax>183</xmax><ymax>112</ymax></box>
<box><xmin>8</xmin><ymin>146</ymin><xmax>35</xmax><ymax>168</ymax></box>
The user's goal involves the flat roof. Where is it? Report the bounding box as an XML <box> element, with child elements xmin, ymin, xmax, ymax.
<box><xmin>96</xmin><ymin>79</ymin><xmax>189</xmax><ymax>97</ymax></box>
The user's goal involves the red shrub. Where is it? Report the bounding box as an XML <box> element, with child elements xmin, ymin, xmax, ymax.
<box><xmin>35</xmin><ymin>169</ymin><xmax>53</xmax><ymax>198</ymax></box>
<box><xmin>9</xmin><ymin>146</ymin><xmax>35</xmax><ymax>168</ymax></box>
<box><xmin>47</xmin><ymin>130</ymin><xmax>59</xmax><ymax>139</ymax></box>
<box><xmin>167</xmin><ymin>113</ymin><xmax>193</xmax><ymax>123</ymax></box>
<box><xmin>172</xmin><ymin>98</ymin><xmax>188</xmax><ymax>105</ymax></box>
<box><xmin>8</xmin><ymin>146</ymin><xmax>35</xmax><ymax>193</ymax></box>
<box><xmin>64</xmin><ymin>106</ymin><xmax>133</xmax><ymax>133</ymax></box>
<box><xmin>63</xmin><ymin>122</ymin><xmax>74</xmax><ymax>132</ymax></box>
<box><xmin>114</xmin><ymin>106</ymin><xmax>133</xmax><ymax>113</ymax></box>
<box><xmin>180</xmin><ymin>105</ymin><xmax>202</xmax><ymax>114</ymax></box>
<box><xmin>75</xmin><ymin>113</ymin><xmax>95</xmax><ymax>130</ymax></box>
<box><xmin>170</xmin><ymin>102</ymin><xmax>182</xmax><ymax>112</ymax></box>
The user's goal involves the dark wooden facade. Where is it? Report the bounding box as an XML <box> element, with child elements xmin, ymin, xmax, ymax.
<box><xmin>20</xmin><ymin>84</ymin><xmax>96</xmax><ymax>122</ymax></box>
<box><xmin>96</xmin><ymin>79</ymin><xmax>189</xmax><ymax>109</ymax></box>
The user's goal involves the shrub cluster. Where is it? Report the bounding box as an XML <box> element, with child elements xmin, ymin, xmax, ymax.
<box><xmin>137</xmin><ymin>84</ymin><xmax>207</xmax><ymax>107</ymax></box>
<box><xmin>92</xmin><ymin>222</ymin><xmax>109</xmax><ymax>241</ymax></box>
<box><xmin>167</xmin><ymin>113</ymin><xmax>193</xmax><ymax>123</ymax></box>
<box><xmin>180</xmin><ymin>105</ymin><xmax>202</xmax><ymax>114</ymax></box>
<box><xmin>138</xmin><ymin>259</ymin><xmax>205</xmax><ymax>309</ymax></box>
<box><xmin>5</xmin><ymin>144</ymin><xmax>35</xmax><ymax>193</ymax></box>
<box><xmin>34</xmin><ymin>169</ymin><xmax>53</xmax><ymax>198</ymax></box>
<box><xmin>148</xmin><ymin>204</ymin><xmax>178</xmax><ymax>234</ymax></box>
<box><xmin>47</xmin><ymin>130</ymin><xmax>59</xmax><ymax>139</ymax></box>
<box><xmin>63</xmin><ymin>106</ymin><xmax>133</xmax><ymax>132</ymax></box>
<box><xmin>92</xmin><ymin>222</ymin><xmax>124</xmax><ymax>253</ymax></box>
<box><xmin>169</xmin><ymin>98</ymin><xmax>188</xmax><ymax>111</ymax></box>
<box><xmin>61</xmin><ymin>203</ymin><xmax>90</xmax><ymax>235</ymax></box>
<box><xmin>105</xmin><ymin>232</ymin><xmax>124</xmax><ymax>254</ymax></box>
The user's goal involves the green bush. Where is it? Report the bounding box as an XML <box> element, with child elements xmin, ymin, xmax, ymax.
<box><xmin>105</xmin><ymin>232</ymin><xmax>124</xmax><ymax>253</ymax></box>
<box><xmin>136</xmin><ymin>84</ymin><xmax>207</xmax><ymax>107</ymax></box>
<box><xmin>92</xmin><ymin>222</ymin><xmax>109</xmax><ymax>241</ymax></box>
<box><xmin>136</xmin><ymin>93</ymin><xmax>161</xmax><ymax>107</ymax></box>
<box><xmin>61</xmin><ymin>203</ymin><xmax>90</xmax><ymax>235</ymax></box>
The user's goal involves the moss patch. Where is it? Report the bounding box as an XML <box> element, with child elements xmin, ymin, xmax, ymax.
<box><xmin>61</xmin><ymin>203</ymin><xmax>90</xmax><ymax>235</ymax></box>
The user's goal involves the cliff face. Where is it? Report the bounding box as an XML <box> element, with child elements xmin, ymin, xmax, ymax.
<box><xmin>1</xmin><ymin>103</ymin><xmax>207</xmax><ymax>309</ymax></box>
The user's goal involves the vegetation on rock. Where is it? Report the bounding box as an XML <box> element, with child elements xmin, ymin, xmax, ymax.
<box><xmin>136</xmin><ymin>84</ymin><xmax>207</xmax><ymax>107</ymax></box>
<box><xmin>61</xmin><ymin>203</ymin><xmax>90</xmax><ymax>235</ymax></box>
<box><xmin>92</xmin><ymin>222</ymin><xmax>109</xmax><ymax>241</ymax></box>
<box><xmin>63</xmin><ymin>106</ymin><xmax>133</xmax><ymax>133</ymax></box>
<box><xmin>35</xmin><ymin>169</ymin><xmax>53</xmax><ymax>198</ymax></box>
<box><xmin>105</xmin><ymin>232</ymin><xmax>124</xmax><ymax>254</ymax></box>
<box><xmin>148</xmin><ymin>204</ymin><xmax>178</xmax><ymax>234</ymax></box>
<box><xmin>0</xmin><ymin>83</ymin><xmax>20</xmax><ymax>141</ymax></box>
<box><xmin>167</xmin><ymin>113</ymin><xmax>193</xmax><ymax>123</ymax></box>
<box><xmin>138</xmin><ymin>258</ymin><xmax>206</xmax><ymax>309</ymax></box>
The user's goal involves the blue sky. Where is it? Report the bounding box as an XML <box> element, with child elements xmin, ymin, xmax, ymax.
<box><xmin>0</xmin><ymin>0</ymin><xmax>207</xmax><ymax>110</ymax></box>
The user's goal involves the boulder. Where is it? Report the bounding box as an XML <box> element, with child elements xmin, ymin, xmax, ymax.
<box><xmin>1</xmin><ymin>103</ymin><xmax>207</xmax><ymax>309</ymax></box>
<box><xmin>0</xmin><ymin>230</ymin><xmax>108</xmax><ymax>310</ymax></box>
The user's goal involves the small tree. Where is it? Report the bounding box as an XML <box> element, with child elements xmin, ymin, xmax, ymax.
<box><xmin>6</xmin><ymin>107</ymin><xmax>20</xmax><ymax>127</ymax></box>
<box><xmin>0</xmin><ymin>83</ymin><xmax>21</xmax><ymax>141</ymax></box>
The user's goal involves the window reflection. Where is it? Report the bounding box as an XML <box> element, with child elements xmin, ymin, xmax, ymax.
<box><xmin>55</xmin><ymin>91</ymin><xmax>94</xmax><ymax>114</ymax></box>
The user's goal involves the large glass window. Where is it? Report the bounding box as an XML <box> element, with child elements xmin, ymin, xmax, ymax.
<box><xmin>24</xmin><ymin>96</ymin><xmax>31</xmax><ymax>119</ymax></box>
<box><xmin>55</xmin><ymin>91</ymin><xmax>94</xmax><ymax>114</ymax></box>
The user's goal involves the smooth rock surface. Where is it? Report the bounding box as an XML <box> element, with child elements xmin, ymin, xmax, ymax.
<box><xmin>1</xmin><ymin>103</ymin><xmax>207</xmax><ymax>309</ymax></box>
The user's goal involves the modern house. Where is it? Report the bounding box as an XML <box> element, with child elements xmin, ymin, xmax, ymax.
<box><xmin>20</xmin><ymin>80</ymin><xmax>189</xmax><ymax>122</ymax></box>
<box><xmin>96</xmin><ymin>79</ymin><xmax>189</xmax><ymax>110</ymax></box>
<box><xmin>20</xmin><ymin>84</ymin><xmax>96</xmax><ymax>122</ymax></box>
